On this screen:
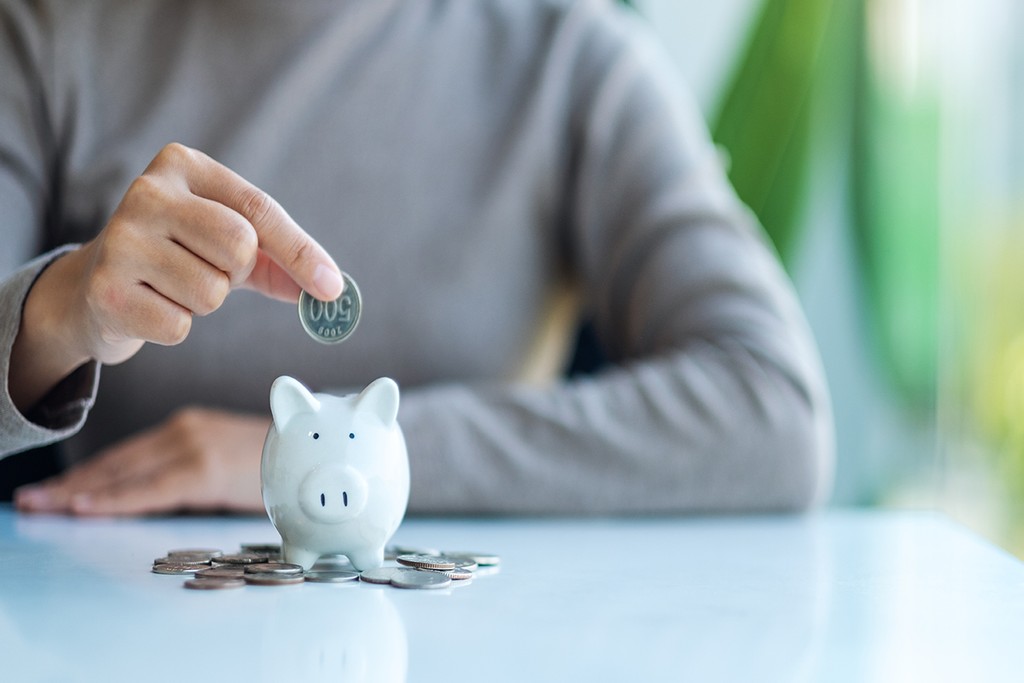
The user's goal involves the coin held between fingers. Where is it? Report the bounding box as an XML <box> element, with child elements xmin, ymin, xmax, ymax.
<box><xmin>312</xmin><ymin>264</ymin><xmax>344</xmax><ymax>300</ymax></box>
<box><xmin>298</xmin><ymin>271</ymin><xmax>362</xmax><ymax>344</ymax></box>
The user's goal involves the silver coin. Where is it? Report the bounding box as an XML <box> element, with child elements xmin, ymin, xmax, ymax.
<box><xmin>418</xmin><ymin>566</ymin><xmax>474</xmax><ymax>580</ymax></box>
<box><xmin>244</xmin><ymin>562</ymin><xmax>303</xmax><ymax>575</ymax></box>
<box><xmin>167</xmin><ymin>548</ymin><xmax>222</xmax><ymax>560</ymax></box>
<box><xmin>358</xmin><ymin>567</ymin><xmax>402</xmax><ymax>584</ymax></box>
<box><xmin>304</xmin><ymin>570</ymin><xmax>360</xmax><ymax>583</ymax></box>
<box><xmin>448</xmin><ymin>558</ymin><xmax>479</xmax><ymax>572</ymax></box>
<box><xmin>390</xmin><ymin>568</ymin><xmax>451</xmax><ymax>590</ymax></box>
<box><xmin>153</xmin><ymin>556</ymin><xmax>211</xmax><ymax>567</ymax></box>
<box><xmin>151</xmin><ymin>563</ymin><xmax>201</xmax><ymax>575</ymax></box>
<box><xmin>239</xmin><ymin>543</ymin><xmax>281</xmax><ymax>556</ymax></box>
<box><xmin>184</xmin><ymin>578</ymin><xmax>245</xmax><ymax>590</ymax></box>
<box><xmin>244</xmin><ymin>572</ymin><xmax>305</xmax><ymax>586</ymax></box>
<box><xmin>444</xmin><ymin>551</ymin><xmax>500</xmax><ymax>566</ymax></box>
<box><xmin>195</xmin><ymin>566</ymin><xmax>247</xmax><ymax>579</ymax></box>
<box><xmin>396</xmin><ymin>554</ymin><xmax>455</xmax><ymax>570</ymax></box>
<box><xmin>215</xmin><ymin>553</ymin><xmax>269</xmax><ymax>565</ymax></box>
<box><xmin>385</xmin><ymin>545</ymin><xmax>440</xmax><ymax>560</ymax></box>
<box><xmin>297</xmin><ymin>272</ymin><xmax>361</xmax><ymax>344</ymax></box>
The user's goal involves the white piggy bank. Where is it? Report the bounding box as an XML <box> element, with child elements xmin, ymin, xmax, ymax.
<box><xmin>261</xmin><ymin>376</ymin><xmax>410</xmax><ymax>570</ymax></box>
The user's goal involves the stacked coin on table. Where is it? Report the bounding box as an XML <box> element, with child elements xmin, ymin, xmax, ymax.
<box><xmin>151</xmin><ymin>543</ymin><xmax>499</xmax><ymax>591</ymax></box>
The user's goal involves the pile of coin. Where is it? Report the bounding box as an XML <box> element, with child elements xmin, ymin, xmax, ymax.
<box><xmin>151</xmin><ymin>544</ymin><xmax>500</xmax><ymax>591</ymax></box>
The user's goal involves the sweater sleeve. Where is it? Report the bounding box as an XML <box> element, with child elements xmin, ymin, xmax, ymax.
<box><xmin>0</xmin><ymin>4</ymin><xmax>100</xmax><ymax>459</ymax></box>
<box><xmin>1</xmin><ymin>250</ymin><xmax>101</xmax><ymax>459</ymax></box>
<box><xmin>399</xmin><ymin>3</ymin><xmax>834</xmax><ymax>515</ymax></box>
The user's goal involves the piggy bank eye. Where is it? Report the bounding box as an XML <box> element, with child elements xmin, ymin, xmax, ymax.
<box><xmin>310</xmin><ymin>432</ymin><xmax>320</xmax><ymax>440</ymax></box>
<box><xmin>349</xmin><ymin>433</ymin><xmax>355</xmax><ymax>439</ymax></box>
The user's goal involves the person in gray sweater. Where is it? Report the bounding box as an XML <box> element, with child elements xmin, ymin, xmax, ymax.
<box><xmin>0</xmin><ymin>0</ymin><xmax>833</xmax><ymax>516</ymax></box>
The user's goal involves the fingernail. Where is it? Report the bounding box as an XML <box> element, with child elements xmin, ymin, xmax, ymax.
<box><xmin>312</xmin><ymin>264</ymin><xmax>343</xmax><ymax>300</ymax></box>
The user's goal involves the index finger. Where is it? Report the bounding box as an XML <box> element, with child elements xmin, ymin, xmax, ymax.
<box><xmin>166</xmin><ymin>144</ymin><xmax>344</xmax><ymax>301</ymax></box>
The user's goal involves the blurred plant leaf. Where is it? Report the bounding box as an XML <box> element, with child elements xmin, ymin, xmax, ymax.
<box><xmin>711</xmin><ymin>0</ymin><xmax>837</xmax><ymax>266</ymax></box>
<box><xmin>714</xmin><ymin>0</ymin><xmax>937</xmax><ymax>410</ymax></box>
<box><xmin>852</xmin><ymin>0</ymin><xmax>940</xmax><ymax>411</ymax></box>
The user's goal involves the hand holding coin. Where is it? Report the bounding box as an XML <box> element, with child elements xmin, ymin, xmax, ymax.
<box><xmin>10</xmin><ymin>142</ymin><xmax>344</xmax><ymax>413</ymax></box>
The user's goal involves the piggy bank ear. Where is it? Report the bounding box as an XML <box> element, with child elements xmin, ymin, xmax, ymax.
<box><xmin>354</xmin><ymin>377</ymin><xmax>400</xmax><ymax>427</ymax></box>
<box><xmin>269</xmin><ymin>376</ymin><xmax>320</xmax><ymax>431</ymax></box>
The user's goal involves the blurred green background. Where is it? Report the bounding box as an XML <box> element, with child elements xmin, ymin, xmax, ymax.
<box><xmin>634</xmin><ymin>0</ymin><xmax>1024</xmax><ymax>555</ymax></box>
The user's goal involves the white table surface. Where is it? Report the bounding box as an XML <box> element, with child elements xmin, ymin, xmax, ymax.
<box><xmin>2</xmin><ymin>506</ymin><xmax>1022</xmax><ymax>682</ymax></box>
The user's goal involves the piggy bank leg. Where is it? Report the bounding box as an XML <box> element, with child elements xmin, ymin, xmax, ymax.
<box><xmin>282</xmin><ymin>544</ymin><xmax>321</xmax><ymax>570</ymax></box>
<box><xmin>346</xmin><ymin>547</ymin><xmax>385</xmax><ymax>572</ymax></box>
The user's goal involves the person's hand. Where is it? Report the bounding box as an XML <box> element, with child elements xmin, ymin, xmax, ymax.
<box><xmin>13</xmin><ymin>408</ymin><xmax>269</xmax><ymax>516</ymax></box>
<box><xmin>9</xmin><ymin>142</ymin><xmax>343</xmax><ymax>412</ymax></box>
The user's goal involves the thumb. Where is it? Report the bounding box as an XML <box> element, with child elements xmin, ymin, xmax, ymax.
<box><xmin>241</xmin><ymin>251</ymin><xmax>346</xmax><ymax>304</ymax></box>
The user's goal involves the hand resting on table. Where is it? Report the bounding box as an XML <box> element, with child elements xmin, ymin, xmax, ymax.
<box><xmin>15</xmin><ymin>408</ymin><xmax>268</xmax><ymax>516</ymax></box>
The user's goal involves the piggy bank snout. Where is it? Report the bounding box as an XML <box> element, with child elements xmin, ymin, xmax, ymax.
<box><xmin>297</xmin><ymin>464</ymin><xmax>369</xmax><ymax>523</ymax></box>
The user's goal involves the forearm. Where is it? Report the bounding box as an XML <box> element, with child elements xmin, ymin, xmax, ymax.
<box><xmin>400</xmin><ymin>342</ymin><xmax>832</xmax><ymax>516</ymax></box>
<box><xmin>9</xmin><ymin>248</ymin><xmax>92</xmax><ymax>413</ymax></box>
<box><xmin>1</xmin><ymin>248</ymin><xmax>100</xmax><ymax>459</ymax></box>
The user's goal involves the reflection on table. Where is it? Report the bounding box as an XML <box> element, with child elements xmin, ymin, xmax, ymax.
<box><xmin>2</xmin><ymin>508</ymin><xmax>1022</xmax><ymax>682</ymax></box>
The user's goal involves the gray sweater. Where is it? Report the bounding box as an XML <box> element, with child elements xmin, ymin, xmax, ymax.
<box><xmin>0</xmin><ymin>0</ymin><xmax>833</xmax><ymax>513</ymax></box>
